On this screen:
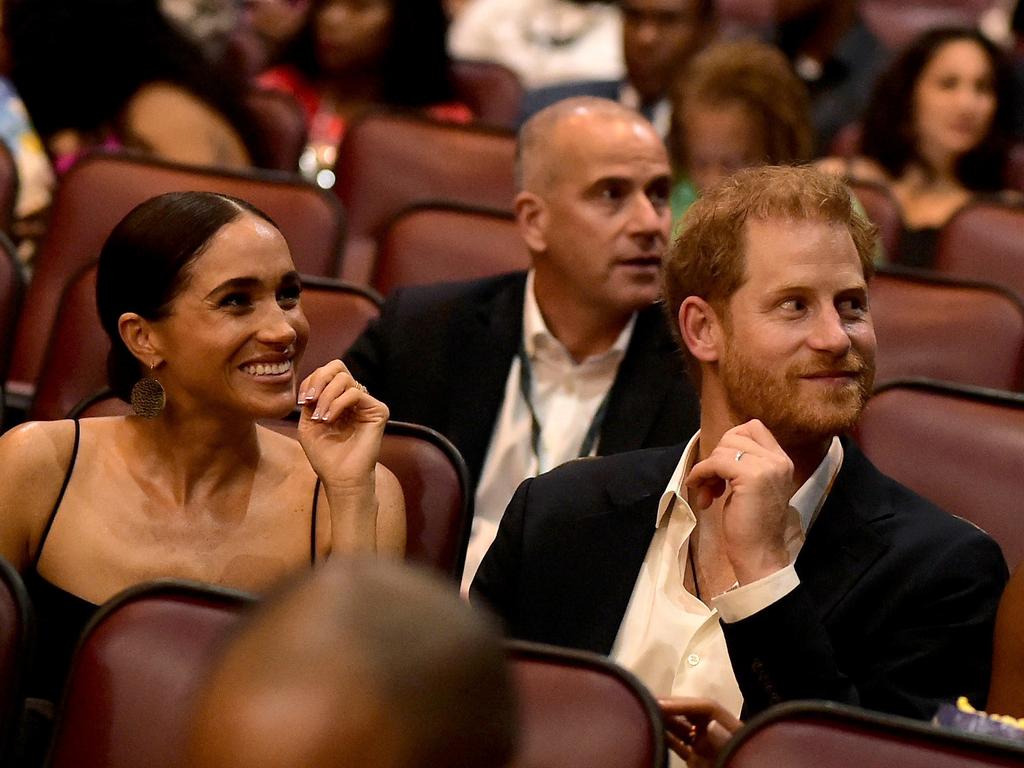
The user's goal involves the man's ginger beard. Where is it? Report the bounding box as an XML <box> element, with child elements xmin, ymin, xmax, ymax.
<box><xmin>716</xmin><ymin>327</ymin><xmax>875</xmax><ymax>448</ymax></box>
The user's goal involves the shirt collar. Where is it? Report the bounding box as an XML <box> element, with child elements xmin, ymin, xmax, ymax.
<box><xmin>522</xmin><ymin>269</ymin><xmax>637</xmax><ymax>363</ymax></box>
<box><xmin>657</xmin><ymin>431</ymin><xmax>845</xmax><ymax>532</ymax></box>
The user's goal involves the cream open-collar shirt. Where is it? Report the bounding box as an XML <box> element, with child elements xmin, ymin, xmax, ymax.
<box><xmin>612</xmin><ymin>431</ymin><xmax>843</xmax><ymax>764</ymax></box>
<box><xmin>461</xmin><ymin>271</ymin><xmax>636</xmax><ymax>594</ymax></box>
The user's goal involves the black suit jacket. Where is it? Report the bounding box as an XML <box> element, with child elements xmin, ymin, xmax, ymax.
<box><xmin>343</xmin><ymin>273</ymin><xmax>700</xmax><ymax>487</ymax></box>
<box><xmin>472</xmin><ymin>440</ymin><xmax>1008</xmax><ymax>720</ymax></box>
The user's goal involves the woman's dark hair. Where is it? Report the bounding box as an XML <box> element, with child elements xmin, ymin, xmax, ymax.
<box><xmin>284</xmin><ymin>0</ymin><xmax>457</xmax><ymax>107</ymax></box>
<box><xmin>96</xmin><ymin>191</ymin><xmax>277</xmax><ymax>402</ymax></box>
<box><xmin>4</xmin><ymin>0</ymin><xmax>271</xmax><ymax>166</ymax></box>
<box><xmin>860</xmin><ymin>27</ymin><xmax>1015</xmax><ymax>191</ymax></box>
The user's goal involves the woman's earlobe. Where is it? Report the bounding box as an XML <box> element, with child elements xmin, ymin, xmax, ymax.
<box><xmin>118</xmin><ymin>312</ymin><xmax>162</xmax><ymax>367</ymax></box>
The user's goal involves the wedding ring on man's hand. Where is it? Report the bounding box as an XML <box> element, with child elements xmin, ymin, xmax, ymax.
<box><xmin>735</xmin><ymin>450</ymin><xmax>745</xmax><ymax>462</ymax></box>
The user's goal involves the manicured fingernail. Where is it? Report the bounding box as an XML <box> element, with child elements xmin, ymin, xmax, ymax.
<box><xmin>312</xmin><ymin>409</ymin><xmax>320</xmax><ymax>420</ymax></box>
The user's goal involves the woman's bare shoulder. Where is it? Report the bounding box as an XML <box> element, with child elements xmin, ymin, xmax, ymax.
<box><xmin>0</xmin><ymin>420</ymin><xmax>80</xmax><ymax>475</ymax></box>
<box><xmin>0</xmin><ymin>420</ymin><xmax>80</xmax><ymax>567</ymax></box>
<box><xmin>124</xmin><ymin>82</ymin><xmax>250</xmax><ymax>168</ymax></box>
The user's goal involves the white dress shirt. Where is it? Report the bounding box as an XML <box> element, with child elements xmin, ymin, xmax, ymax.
<box><xmin>612</xmin><ymin>432</ymin><xmax>843</xmax><ymax>765</ymax></box>
<box><xmin>461</xmin><ymin>271</ymin><xmax>635</xmax><ymax>594</ymax></box>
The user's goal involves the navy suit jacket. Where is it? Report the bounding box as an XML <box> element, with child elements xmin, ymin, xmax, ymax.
<box><xmin>343</xmin><ymin>272</ymin><xmax>701</xmax><ymax>488</ymax></box>
<box><xmin>472</xmin><ymin>439</ymin><xmax>1008</xmax><ymax>720</ymax></box>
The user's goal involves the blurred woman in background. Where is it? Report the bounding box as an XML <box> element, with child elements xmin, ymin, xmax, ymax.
<box><xmin>5</xmin><ymin>0</ymin><xmax>272</xmax><ymax>172</ymax></box>
<box><xmin>818</xmin><ymin>27</ymin><xmax>1017</xmax><ymax>268</ymax></box>
<box><xmin>259</xmin><ymin>0</ymin><xmax>471</xmax><ymax>184</ymax></box>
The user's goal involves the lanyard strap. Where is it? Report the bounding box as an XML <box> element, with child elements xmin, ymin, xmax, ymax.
<box><xmin>518</xmin><ymin>340</ymin><xmax>611</xmax><ymax>468</ymax></box>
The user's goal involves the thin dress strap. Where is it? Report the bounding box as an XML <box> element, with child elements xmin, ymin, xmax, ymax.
<box><xmin>310</xmin><ymin>477</ymin><xmax>322</xmax><ymax>565</ymax></box>
<box><xmin>32</xmin><ymin>419</ymin><xmax>81</xmax><ymax>570</ymax></box>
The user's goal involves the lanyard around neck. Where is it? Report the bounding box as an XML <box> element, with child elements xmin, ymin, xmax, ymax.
<box><xmin>517</xmin><ymin>338</ymin><xmax>612</xmax><ymax>468</ymax></box>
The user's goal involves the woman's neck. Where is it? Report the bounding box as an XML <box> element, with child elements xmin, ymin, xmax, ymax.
<box><xmin>126</xmin><ymin>409</ymin><xmax>263</xmax><ymax>509</ymax></box>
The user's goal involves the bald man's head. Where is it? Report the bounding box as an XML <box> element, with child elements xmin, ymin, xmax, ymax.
<box><xmin>189</xmin><ymin>560</ymin><xmax>518</xmax><ymax>768</ymax></box>
<box><xmin>515</xmin><ymin>97</ymin><xmax>659</xmax><ymax>193</ymax></box>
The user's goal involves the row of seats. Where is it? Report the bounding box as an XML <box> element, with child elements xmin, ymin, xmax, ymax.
<box><xmin>3</xmin><ymin>565</ymin><xmax>1023</xmax><ymax>768</ymax></box>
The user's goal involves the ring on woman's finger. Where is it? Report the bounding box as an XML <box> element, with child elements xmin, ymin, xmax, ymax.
<box><xmin>355</xmin><ymin>382</ymin><xmax>368</xmax><ymax>394</ymax></box>
<box><xmin>734</xmin><ymin>450</ymin><xmax>745</xmax><ymax>462</ymax></box>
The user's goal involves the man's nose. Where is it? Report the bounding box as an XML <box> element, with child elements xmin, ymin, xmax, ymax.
<box><xmin>629</xmin><ymin>193</ymin><xmax>668</xmax><ymax>237</ymax></box>
<box><xmin>808</xmin><ymin>306</ymin><xmax>852</xmax><ymax>355</ymax></box>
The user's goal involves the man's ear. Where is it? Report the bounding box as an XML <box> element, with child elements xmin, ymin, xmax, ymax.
<box><xmin>678</xmin><ymin>297</ymin><xmax>723</xmax><ymax>364</ymax></box>
<box><xmin>118</xmin><ymin>312</ymin><xmax>163</xmax><ymax>369</ymax></box>
<box><xmin>514</xmin><ymin>190</ymin><xmax>548</xmax><ymax>253</ymax></box>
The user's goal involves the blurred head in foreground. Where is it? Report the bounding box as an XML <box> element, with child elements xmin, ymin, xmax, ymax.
<box><xmin>189</xmin><ymin>558</ymin><xmax>518</xmax><ymax>768</ymax></box>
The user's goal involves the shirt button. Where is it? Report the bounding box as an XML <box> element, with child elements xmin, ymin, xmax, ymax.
<box><xmin>687</xmin><ymin>653</ymin><xmax>701</xmax><ymax>667</ymax></box>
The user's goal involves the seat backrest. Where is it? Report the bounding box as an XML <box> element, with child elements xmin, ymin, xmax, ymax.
<box><xmin>30</xmin><ymin>263</ymin><xmax>107</xmax><ymax>421</ymax></box>
<box><xmin>0</xmin><ymin>557</ymin><xmax>33</xmax><ymax>768</ymax></box>
<box><xmin>47</xmin><ymin>580</ymin><xmax>253</xmax><ymax>768</ymax></box>
<box><xmin>334</xmin><ymin>111</ymin><xmax>517</xmax><ymax>285</ymax></box>
<box><xmin>847</xmin><ymin>177</ymin><xmax>903</xmax><ymax>261</ymax></box>
<box><xmin>8</xmin><ymin>151</ymin><xmax>346</xmax><ymax>405</ymax></box>
<box><xmin>934</xmin><ymin>202</ymin><xmax>1024</xmax><ymax>302</ymax></box>
<box><xmin>857</xmin><ymin>380</ymin><xmax>1024</xmax><ymax>570</ymax></box>
<box><xmin>507</xmin><ymin>640</ymin><xmax>666</xmax><ymax>768</ymax></box>
<box><xmin>450</xmin><ymin>59</ymin><xmax>525</xmax><ymax>129</ymax></box>
<box><xmin>379</xmin><ymin>421</ymin><xmax>471</xmax><ymax>578</ymax></box>
<box><xmin>244</xmin><ymin>87</ymin><xmax>309</xmax><ymax>172</ymax></box>
<box><xmin>869</xmin><ymin>268</ymin><xmax>1024</xmax><ymax>391</ymax></box>
<box><xmin>372</xmin><ymin>203</ymin><xmax>528</xmax><ymax>296</ymax></box>
<box><xmin>296</xmin><ymin>276</ymin><xmax>382</xmax><ymax>383</ymax></box>
<box><xmin>719</xmin><ymin>700</ymin><xmax>1024</xmax><ymax>768</ymax></box>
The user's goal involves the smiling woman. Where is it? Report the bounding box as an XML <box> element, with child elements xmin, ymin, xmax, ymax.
<box><xmin>0</xmin><ymin>191</ymin><xmax>405</xmax><ymax>708</ymax></box>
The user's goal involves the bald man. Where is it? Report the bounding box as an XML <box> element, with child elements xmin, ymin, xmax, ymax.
<box><xmin>188</xmin><ymin>559</ymin><xmax>517</xmax><ymax>768</ymax></box>
<box><xmin>344</xmin><ymin>98</ymin><xmax>700</xmax><ymax>590</ymax></box>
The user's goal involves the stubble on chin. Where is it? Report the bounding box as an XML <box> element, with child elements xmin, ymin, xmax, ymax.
<box><xmin>720</xmin><ymin>348</ymin><xmax>875</xmax><ymax>446</ymax></box>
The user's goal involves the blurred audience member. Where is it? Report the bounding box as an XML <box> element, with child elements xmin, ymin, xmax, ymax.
<box><xmin>668</xmin><ymin>39</ymin><xmax>813</xmax><ymax>220</ymax></box>
<box><xmin>0</xmin><ymin>75</ymin><xmax>53</xmax><ymax>270</ymax></box>
<box><xmin>242</xmin><ymin>0</ymin><xmax>312</xmax><ymax>71</ymax></box>
<box><xmin>818</xmin><ymin>27</ymin><xmax>1018</xmax><ymax>268</ymax></box>
<box><xmin>768</xmin><ymin>0</ymin><xmax>889</xmax><ymax>151</ymax></box>
<box><xmin>189</xmin><ymin>558</ymin><xmax>518</xmax><ymax>768</ymax></box>
<box><xmin>4</xmin><ymin>0</ymin><xmax>271</xmax><ymax>171</ymax></box>
<box><xmin>0</xmin><ymin>191</ymin><xmax>404</xmax><ymax>708</ymax></box>
<box><xmin>344</xmin><ymin>98</ymin><xmax>700</xmax><ymax>593</ymax></box>
<box><xmin>520</xmin><ymin>0</ymin><xmax>715</xmax><ymax>137</ymax></box>
<box><xmin>160</xmin><ymin>0</ymin><xmax>241</xmax><ymax>65</ymax></box>
<box><xmin>259</xmin><ymin>0</ymin><xmax>471</xmax><ymax>185</ymax></box>
<box><xmin>449</xmin><ymin>0</ymin><xmax>623</xmax><ymax>89</ymax></box>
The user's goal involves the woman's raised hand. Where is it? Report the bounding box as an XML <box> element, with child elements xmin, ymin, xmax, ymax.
<box><xmin>296</xmin><ymin>360</ymin><xmax>388</xmax><ymax>491</ymax></box>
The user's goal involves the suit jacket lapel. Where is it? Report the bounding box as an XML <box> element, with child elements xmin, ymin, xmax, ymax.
<box><xmin>599</xmin><ymin>306</ymin><xmax>679</xmax><ymax>455</ymax></box>
<box><xmin>548</xmin><ymin>491</ymin><xmax>661</xmax><ymax>654</ymax></box>
<box><xmin>445</xmin><ymin>276</ymin><xmax>526</xmax><ymax>484</ymax></box>
<box><xmin>796</xmin><ymin>440</ymin><xmax>893</xmax><ymax>620</ymax></box>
